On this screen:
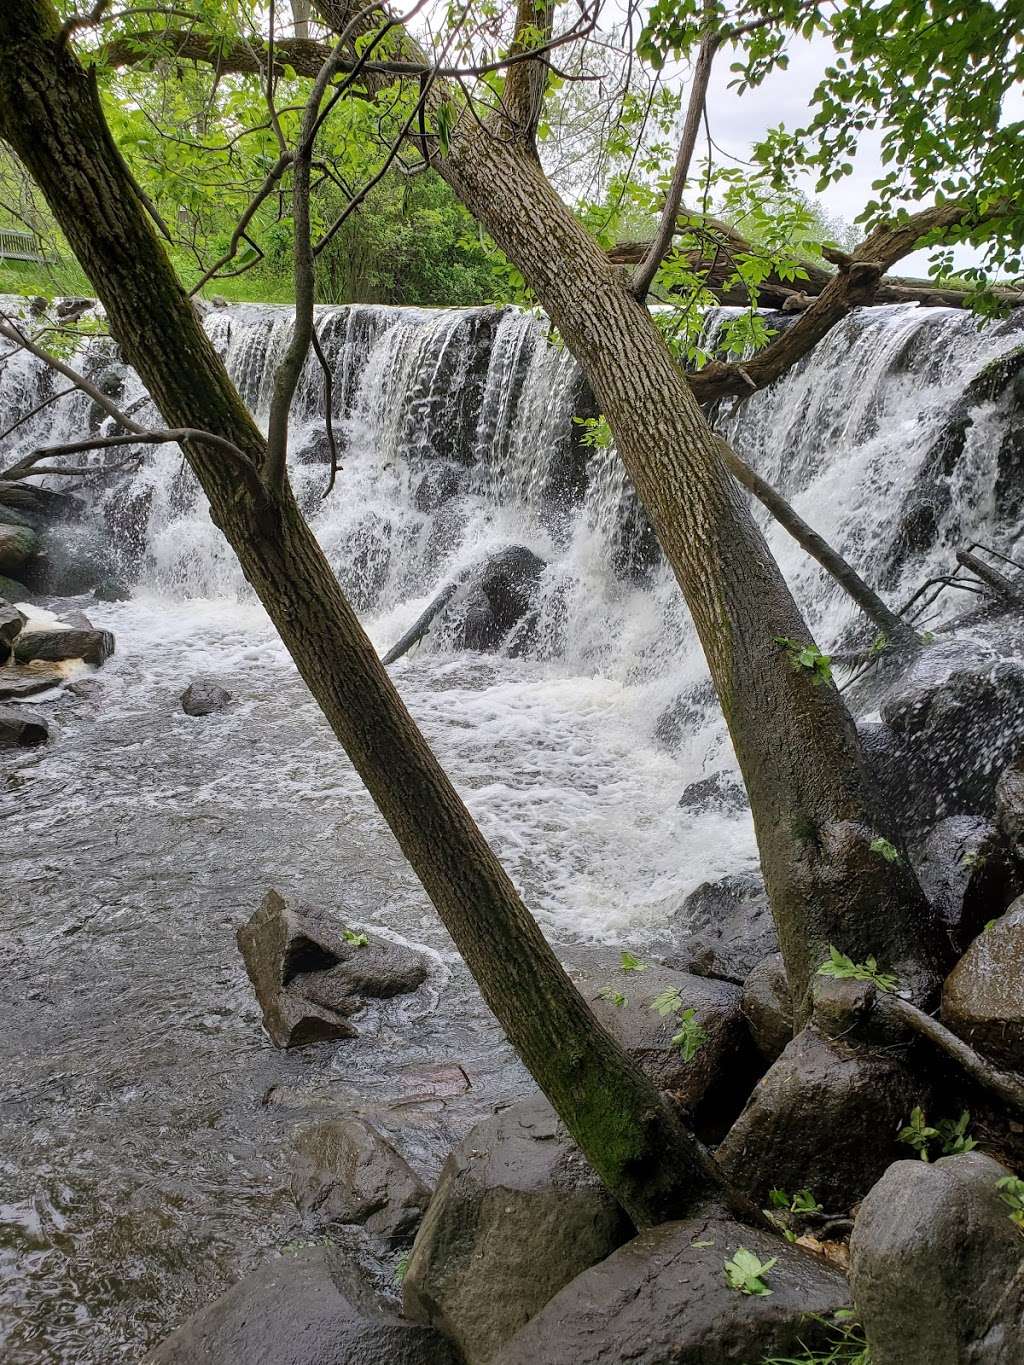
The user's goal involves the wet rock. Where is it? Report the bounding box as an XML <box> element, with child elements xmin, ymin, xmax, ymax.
<box><xmin>0</xmin><ymin>575</ymin><xmax>31</xmax><ymax>602</ymax></box>
<box><xmin>879</xmin><ymin>643</ymin><xmax>1024</xmax><ymax>821</ymax></box>
<box><xmin>21</xmin><ymin>522</ymin><xmax>112</xmax><ymax>595</ymax></box>
<box><xmin>14</xmin><ymin>627</ymin><xmax>114</xmax><ymax>667</ymax></box>
<box><xmin>492</xmin><ymin>1216</ymin><xmax>850</xmax><ymax>1365</ymax></box>
<box><xmin>0</xmin><ymin>523</ymin><xmax>38</xmax><ymax>574</ymax></box>
<box><xmin>0</xmin><ymin>662</ymin><xmax>65</xmax><ymax>700</ymax></box>
<box><xmin>92</xmin><ymin>577</ymin><xmax>131</xmax><ymax>602</ymax></box>
<box><xmin>742</xmin><ymin>954</ymin><xmax>793</xmax><ymax>1063</ymax></box>
<box><xmin>654</xmin><ymin>681</ymin><xmax>716</xmax><ymax>750</ymax></box>
<box><xmin>0</xmin><ymin>480</ymin><xmax>83</xmax><ymax>525</ymax></box>
<box><xmin>181</xmin><ymin>678</ymin><xmax>232</xmax><ymax>716</ymax></box>
<box><xmin>564</xmin><ymin>949</ymin><xmax>758</xmax><ymax>1135</ymax></box>
<box><xmin>457</xmin><ymin>546</ymin><xmax>545</xmax><ymax>652</ymax></box>
<box><xmin>664</xmin><ymin>872</ymin><xmax>778</xmax><ymax>984</ymax></box>
<box><xmin>0</xmin><ymin>598</ymin><xmax>26</xmax><ymax>657</ymax></box>
<box><xmin>941</xmin><ymin>896</ymin><xmax>1024</xmax><ymax>1069</ymax></box>
<box><xmin>236</xmin><ymin>890</ymin><xmax>428</xmax><ymax>1048</ymax></box>
<box><xmin>677</xmin><ymin>770</ymin><xmax>748</xmax><ymax>813</ymax></box>
<box><xmin>716</xmin><ymin>1025</ymin><xmax>927</xmax><ymax>1211</ymax></box>
<box><xmin>146</xmin><ymin>1245</ymin><xmax>459</xmax><ymax>1365</ymax></box>
<box><xmin>995</xmin><ymin>750</ymin><xmax>1024</xmax><ymax>864</ymax></box>
<box><xmin>0</xmin><ymin>704</ymin><xmax>49</xmax><ymax>749</ymax></box>
<box><xmin>291</xmin><ymin>1118</ymin><xmax>431</xmax><ymax>1244</ymax></box>
<box><xmin>402</xmin><ymin>1094</ymin><xmax>631</xmax><ymax>1364</ymax></box>
<box><xmin>856</xmin><ymin>718</ymin><xmax>929</xmax><ymax>837</ymax></box>
<box><xmin>850</xmin><ymin>1152</ymin><xmax>1024</xmax><ymax>1365</ymax></box>
<box><xmin>55</xmin><ymin>296</ymin><xmax>92</xmax><ymax>321</ymax></box>
<box><xmin>913</xmin><ymin>815</ymin><xmax>1021</xmax><ymax>953</ymax></box>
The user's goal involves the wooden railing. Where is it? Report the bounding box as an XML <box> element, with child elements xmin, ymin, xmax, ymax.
<box><xmin>0</xmin><ymin>227</ymin><xmax>45</xmax><ymax>263</ymax></box>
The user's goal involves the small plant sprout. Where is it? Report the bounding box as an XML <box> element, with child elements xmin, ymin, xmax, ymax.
<box><xmin>598</xmin><ymin>986</ymin><xmax>629</xmax><ymax>1008</ymax></box>
<box><xmin>996</xmin><ymin>1176</ymin><xmax>1024</xmax><ymax>1231</ymax></box>
<box><xmin>899</xmin><ymin>1108</ymin><xmax>978</xmax><ymax>1161</ymax></box>
<box><xmin>724</xmin><ymin>1247</ymin><xmax>777</xmax><ymax>1296</ymax></box>
<box><xmin>774</xmin><ymin>637</ymin><xmax>833</xmax><ymax>685</ymax></box>
<box><xmin>342</xmin><ymin>929</ymin><xmax>369</xmax><ymax>947</ymax></box>
<box><xmin>817</xmin><ymin>946</ymin><xmax>897</xmax><ymax>992</ymax></box>
<box><xmin>898</xmin><ymin>1107</ymin><xmax>940</xmax><ymax>1160</ymax></box>
<box><xmin>869</xmin><ymin>836</ymin><xmax>901</xmax><ymax>863</ymax></box>
<box><xmin>763</xmin><ymin>1188</ymin><xmax>822</xmax><ymax>1242</ymax></box>
<box><xmin>619</xmin><ymin>950</ymin><xmax>647</xmax><ymax>973</ymax></box>
<box><xmin>670</xmin><ymin>1009</ymin><xmax>708</xmax><ymax>1062</ymax></box>
<box><xmin>936</xmin><ymin>1111</ymin><xmax>978</xmax><ymax>1157</ymax></box>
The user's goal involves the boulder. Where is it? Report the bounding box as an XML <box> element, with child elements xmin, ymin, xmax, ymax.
<box><xmin>664</xmin><ymin>873</ymin><xmax>778</xmax><ymax>984</ymax></box>
<box><xmin>146</xmin><ymin>1246</ymin><xmax>459</xmax><ymax>1365</ymax></box>
<box><xmin>181</xmin><ymin>678</ymin><xmax>232</xmax><ymax>716</ymax></box>
<box><xmin>0</xmin><ymin>523</ymin><xmax>38</xmax><ymax>574</ymax></box>
<box><xmin>14</xmin><ymin>627</ymin><xmax>114</xmax><ymax>667</ymax></box>
<box><xmin>92</xmin><ymin>576</ymin><xmax>131</xmax><ymax>602</ymax></box>
<box><xmin>913</xmin><ymin>816</ymin><xmax>1022</xmax><ymax>953</ymax></box>
<box><xmin>21</xmin><ymin>522</ymin><xmax>112</xmax><ymax>595</ymax></box>
<box><xmin>0</xmin><ymin>704</ymin><xmax>49</xmax><ymax>749</ymax></box>
<box><xmin>236</xmin><ymin>891</ymin><xmax>428</xmax><ymax>1048</ymax></box>
<box><xmin>0</xmin><ymin>598</ymin><xmax>26</xmax><ymax>659</ymax></box>
<box><xmin>995</xmin><ymin>751</ymin><xmax>1024</xmax><ymax>864</ymax></box>
<box><xmin>564</xmin><ymin>950</ymin><xmax>758</xmax><ymax>1135</ymax></box>
<box><xmin>492</xmin><ymin>1216</ymin><xmax>850</xmax><ymax>1365</ymax></box>
<box><xmin>403</xmin><ymin>1095</ymin><xmax>631</xmax><ymax>1364</ymax></box>
<box><xmin>850</xmin><ymin>1152</ymin><xmax>1024</xmax><ymax>1365</ymax></box>
<box><xmin>716</xmin><ymin>1026</ymin><xmax>927</xmax><ymax>1211</ymax></box>
<box><xmin>0</xmin><ymin>662</ymin><xmax>64</xmax><ymax>700</ymax></box>
<box><xmin>0</xmin><ymin>480</ymin><xmax>83</xmax><ymax>525</ymax></box>
<box><xmin>291</xmin><ymin>1119</ymin><xmax>430</xmax><ymax>1244</ymax></box>
<box><xmin>677</xmin><ymin>771</ymin><xmax>748</xmax><ymax>813</ymax></box>
<box><xmin>879</xmin><ymin>644</ymin><xmax>1024</xmax><ymax>821</ymax></box>
<box><xmin>941</xmin><ymin>896</ymin><xmax>1024</xmax><ymax>1069</ymax></box>
<box><xmin>742</xmin><ymin>954</ymin><xmax>793</xmax><ymax>1063</ymax></box>
<box><xmin>457</xmin><ymin>546</ymin><xmax>545</xmax><ymax>651</ymax></box>
<box><xmin>0</xmin><ymin>575</ymin><xmax>31</xmax><ymax>603</ymax></box>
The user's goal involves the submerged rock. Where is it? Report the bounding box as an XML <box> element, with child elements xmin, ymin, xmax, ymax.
<box><xmin>665</xmin><ymin>872</ymin><xmax>778</xmax><ymax>984</ymax></box>
<box><xmin>403</xmin><ymin>1095</ymin><xmax>630</xmax><ymax>1364</ymax></box>
<box><xmin>941</xmin><ymin>895</ymin><xmax>1024</xmax><ymax>1069</ymax></box>
<box><xmin>146</xmin><ymin>1246</ymin><xmax>459</xmax><ymax>1365</ymax></box>
<box><xmin>291</xmin><ymin>1118</ymin><xmax>430</xmax><ymax>1244</ymax></box>
<box><xmin>14</xmin><ymin>627</ymin><xmax>114</xmax><ymax>667</ymax></box>
<box><xmin>0</xmin><ymin>704</ymin><xmax>49</xmax><ymax>749</ymax></box>
<box><xmin>236</xmin><ymin>890</ymin><xmax>428</xmax><ymax>1048</ymax></box>
<box><xmin>850</xmin><ymin>1153</ymin><xmax>1024</xmax><ymax>1365</ymax></box>
<box><xmin>180</xmin><ymin>678</ymin><xmax>232</xmax><ymax>716</ymax></box>
<box><xmin>493</xmin><ymin>1216</ymin><xmax>850</xmax><ymax>1365</ymax></box>
<box><xmin>716</xmin><ymin>1025</ymin><xmax>927</xmax><ymax>1211</ymax></box>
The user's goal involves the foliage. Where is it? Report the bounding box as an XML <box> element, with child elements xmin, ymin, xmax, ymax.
<box><xmin>724</xmin><ymin>1246</ymin><xmax>776</xmax><ymax>1296</ymax></box>
<box><xmin>816</xmin><ymin>946</ymin><xmax>897</xmax><ymax>993</ymax></box>
<box><xmin>598</xmin><ymin>986</ymin><xmax>629</xmax><ymax>1007</ymax></box>
<box><xmin>764</xmin><ymin>1186</ymin><xmax>823</xmax><ymax>1241</ymax></box>
<box><xmin>868</xmin><ymin>837</ymin><xmax>900</xmax><ymax>864</ymax></box>
<box><xmin>342</xmin><ymin>929</ymin><xmax>369</xmax><ymax>947</ymax></box>
<box><xmin>996</xmin><ymin>1176</ymin><xmax>1024</xmax><ymax>1232</ymax></box>
<box><xmin>775</xmin><ymin>638</ymin><xmax>833</xmax><ymax>685</ymax></box>
<box><xmin>760</xmin><ymin>1313</ymin><xmax>872</xmax><ymax>1364</ymax></box>
<box><xmin>898</xmin><ymin>1108</ymin><xmax>977</xmax><ymax>1162</ymax></box>
<box><xmin>649</xmin><ymin>987</ymin><xmax>707</xmax><ymax>1061</ymax></box>
<box><xmin>619</xmin><ymin>950</ymin><xmax>647</xmax><ymax>973</ymax></box>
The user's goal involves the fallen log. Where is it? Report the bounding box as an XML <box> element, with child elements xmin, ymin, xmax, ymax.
<box><xmin>381</xmin><ymin>581</ymin><xmax>458</xmax><ymax>665</ymax></box>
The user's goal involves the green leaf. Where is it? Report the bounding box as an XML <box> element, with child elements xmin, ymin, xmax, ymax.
<box><xmin>619</xmin><ymin>951</ymin><xmax>647</xmax><ymax>973</ymax></box>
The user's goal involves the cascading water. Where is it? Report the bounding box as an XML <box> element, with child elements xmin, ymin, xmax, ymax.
<box><xmin>3</xmin><ymin>294</ymin><xmax>1023</xmax><ymax>1363</ymax></box>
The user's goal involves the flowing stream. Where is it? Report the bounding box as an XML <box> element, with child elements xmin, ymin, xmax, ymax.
<box><xmin>2</xmin><ymin>297</ymin><xmax>1023</xmax><ymax>1362</ymax></box>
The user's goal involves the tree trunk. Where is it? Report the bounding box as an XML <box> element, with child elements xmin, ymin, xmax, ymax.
<box><xmin>0</xmin><ymin>0</ymin><xmax>728</xmax><ymax>1229</ymax></box>
<box><xmin>429</xmin><ymin>134</ymin><xmax>946</xmax><ymax>1012</ymax></box>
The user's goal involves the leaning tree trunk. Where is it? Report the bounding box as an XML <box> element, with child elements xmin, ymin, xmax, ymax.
<box><xmin>0</xmin><ymin>0</ymin><xmax>729</xmax><ymax>1229</ymax></box>
<box><xmin>304</xmin><ymin>0</ymin><xmax>949</xmax><ymax>1014</ymax></box>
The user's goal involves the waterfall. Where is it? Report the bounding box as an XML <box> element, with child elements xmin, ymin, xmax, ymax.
<box><xmin>2</xmin><ymin>295</ymin><xmax>1023</xmax><ymax>773</ymax></box>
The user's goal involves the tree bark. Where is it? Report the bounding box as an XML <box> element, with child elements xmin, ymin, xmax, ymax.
<box><xmin>0</xmin><ymin>0</ymin><xmax>728</xmax><ymax>1229</ymax></box>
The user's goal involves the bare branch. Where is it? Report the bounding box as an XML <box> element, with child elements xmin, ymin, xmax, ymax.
<box><xmin>0</xmin><ymin>315</ymin><xmax>144</xmax><ymax>432</ymax></box>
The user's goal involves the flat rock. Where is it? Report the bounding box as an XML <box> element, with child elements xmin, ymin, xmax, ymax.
<box><xmin>664</xmin><ymin>872</ymin><xmax>778</xmax><ymax>984</ymax></box>
<box><xmin>0</xmin><ymin>662</ymin><xmax>65</xmax><ymax>700</ymax></box>
<box><xmin>716</xmin><ymin>1025</ymin><xmax>927</xmax><ymax>1211</ymax></box>
<box><xmin>492</xmin><ymin>1215</ymin><xmax>850</xmax><ymax>1365</ymax></box>
<box><xmin>851</xmin><ymin>1152</ymin><xmax>1024</xmax><ymax>1364</ymax></box>
<box><xmin>181</xmin><ymin>678</ymin><xmax>232</xmax><ymax>716</ymax></box>
<box><xmin>14</xmin><ymin>627</ymin><xmax>114</xmax><ymax>667</ymax></box>
<box><xmin>237</xmin><ymin>890</ymin><xmax>428</xmax><ymax>1048</ymax></box>
<box><xmin>563</xmin><ymin>948</ymin><xmax>759</xmax><ymax>1135</ymax></box>
<box><xmin>941</xmin><ymin>896</ymin><xmax>1024</xmax><ymax>1068</ymax></box>
<box><xmin>403</xmin><ymin>1094</ymin><xmax>631</xmax><ymax>1364</ymax></box>
<box><xmin>145</xmin><ymin>1245</ymin><xmax>459</xmax><ymax>1365</ymax></box>
<box><xmin>291</xmin><ymin>1118</ymin><xmax>431</xmax><ymax>1244</ymax></box>
<box><xmin>0</xmin><ymin>704</ymin><xmax>49</xmax><ymax>749</ymax></box>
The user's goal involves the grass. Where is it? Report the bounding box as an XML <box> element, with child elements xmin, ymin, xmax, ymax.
<box><xmin>0</xmin><ymin>254</ymin><xmax>296</xmax><ymax>305</ymax></box>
